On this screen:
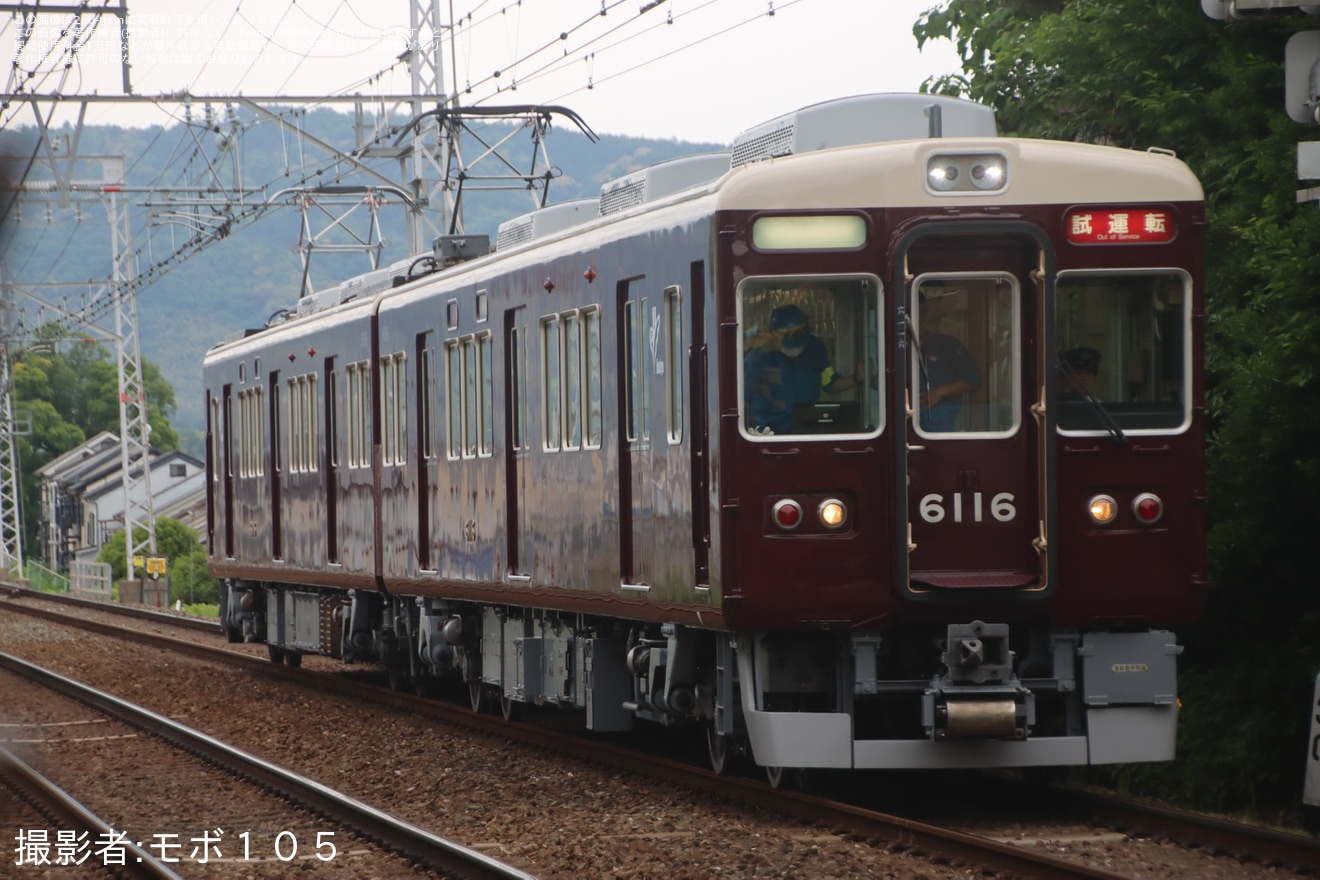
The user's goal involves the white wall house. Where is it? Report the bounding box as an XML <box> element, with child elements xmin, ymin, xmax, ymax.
<box><xmin>34</xmin><ymin>435</ymin><xmax>206</xmax><ymax>570</ymax></box>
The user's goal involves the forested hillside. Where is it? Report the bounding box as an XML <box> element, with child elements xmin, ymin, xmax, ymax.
<box><xmin>1</xmin><ymin>110</ymin><xmax>723</xmax><ymax>447</ymax></box>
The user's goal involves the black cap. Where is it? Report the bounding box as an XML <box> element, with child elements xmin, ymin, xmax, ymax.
<box><xmin>1062</xmin><ymin>346</ymin><xmax>1101</xmax><ymax>373</ymax></box>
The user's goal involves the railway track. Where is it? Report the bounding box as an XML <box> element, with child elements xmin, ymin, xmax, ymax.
<box><xmin>1</xmin><ymin>743</ymin><xmax>184</xmax><ymax>879</ymax></box>
<box><xmin>4</xmin><ymin>587</ymin><xmax>1318</xmax><ymax>879</ymax></box>
<box><xmin>0</xmin><ymin>648</ymin><xmax>536</xmax><ymax>880</ymax></box>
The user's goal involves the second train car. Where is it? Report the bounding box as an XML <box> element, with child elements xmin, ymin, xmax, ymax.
<box><xmin>207</xmin><ymin>93</ymin><xmax>1206</xmax><ymax>782</ymax></box>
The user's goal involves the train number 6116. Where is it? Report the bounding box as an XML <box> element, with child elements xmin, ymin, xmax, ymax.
<box><xmin>919</xmin><ymin>492</ymin><xmax>1017</xmax><ymax>524</ymax></box>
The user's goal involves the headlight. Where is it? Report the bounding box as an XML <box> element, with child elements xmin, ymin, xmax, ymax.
<box><xmin>926</xmin><ymin>161</ymin><xmax>960</xmax><ymax>192</ymax></box>
<box><xmin>1088</xmin><ymin>494</ymin><xmax>1117</xmax><ymax>525</ymax></box>
<box><xmin>818</xmin><ymin>498</ymin><xmax>847</xmax><ymax>529</ymax></box>
<box><xmin>925</xmin><ymin>153</ymin><xmax>1008</xmax><ymax>194</ymax></box>
<box><xmin>970</xmin><ymin>156</ymin><xmax>1007</xmax><ymax>190</ymax></box>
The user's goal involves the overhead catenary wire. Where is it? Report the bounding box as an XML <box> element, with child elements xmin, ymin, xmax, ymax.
<box><xmin>15</xmin><ymin>0</ymin><xmax>810</xmax><ymax>336</ymax></box>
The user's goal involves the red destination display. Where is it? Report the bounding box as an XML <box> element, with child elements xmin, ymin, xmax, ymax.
<box><xmin>1065</xmin><ymin>208</ymin><xmax>1176</xmax><ymax>244</ymax></box>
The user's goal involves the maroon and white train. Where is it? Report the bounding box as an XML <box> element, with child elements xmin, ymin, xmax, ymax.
<box><xmin>206</xmin><ymin>94</ymin><xmax>1206</xmax><ymax>783</ymax></box>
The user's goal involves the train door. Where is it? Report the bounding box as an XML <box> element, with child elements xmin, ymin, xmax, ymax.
<box><xmin>687</xmin><ymin>261</ymin><xmax>711</xmax><ymax>587</ymax></box>
<box><xmin>324</xmin><ymin>358</ymin><xmax>339</xmax><ymax>564</ymax></box>
<box><xmin>222</xmin><ymin>384</ymin><xmax>235</xmax><ymax>558</ymax></box>
<box><xmin>617</xmin><ymin>279</ymin><xmax>654</xmax><ymax>587</ymax></box>
<box><xmin>897</xmin><ymin>226</ymin><xmax>1055</xmax><ymax>593</ymax></box>
<box><xmin>415</xmin><ymin>334</ymin><xmax>436</xmax><ymax>571</ymax></box>
<box><xmin>268</xmin><ymin>370</ymin><xmax>283</xmax><ymax>560</ymax></box>
<box><xmin>504</xmin><ymin>307</ymin><xmax>532</xmax><ymax>578</ymax></box>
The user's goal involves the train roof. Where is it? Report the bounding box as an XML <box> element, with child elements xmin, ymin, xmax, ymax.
<box><xmin>206</xmin><ymin>94</ymin><xmax>1202</xmax><ymax>359</ymax></box>
<box><xmin>716</xmin><ymin>136</ymin><xmax>1203</xmax><ymax>212</ymax></box>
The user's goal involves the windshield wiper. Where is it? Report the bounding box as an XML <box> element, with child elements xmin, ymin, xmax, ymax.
<box><xmin>1057</xmin><ymin>359</ymin><xmax>1127</xmax><ymax>447</ymax></box>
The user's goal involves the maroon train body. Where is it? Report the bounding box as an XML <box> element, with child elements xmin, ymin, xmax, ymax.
<box><xmin>206</xmin><ymin>94</ymin><xmax>1205</xmax><ymax>780</ymax></box>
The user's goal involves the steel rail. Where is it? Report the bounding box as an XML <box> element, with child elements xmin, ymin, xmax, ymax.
<box><xmin>1</xmin><ymin>584</ymin><xmax>217</xmax><ymax>633</ymax></box>
<box><xmin>13</xmin><ymin>593</ymin><xmax>1320</xmax><ymax>875</ymax></box>
<box><xmin>1049</xmin><ymin>786</ymin><xmax>1320</xmax><ymax>871</ymax></box>
<box><xmin>0</xmin><ymin>599</ymin><xmax>1128</xmax><ymax>880</ymax></box>
<box><xmin>0</xmin><ymin>651</ymin><xmax>539</xmax><ymax>880</ymax></box>
<box><xmin>0</xmin><ymin>744</ymin><xmax>185</xmax><ymax>880</ymax></box>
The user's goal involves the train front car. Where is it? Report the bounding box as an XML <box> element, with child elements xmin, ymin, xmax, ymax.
<box><xmin>715</xmin><ymin>95</ymin><xmax>1205</xmax><ymax>774</ymax></box>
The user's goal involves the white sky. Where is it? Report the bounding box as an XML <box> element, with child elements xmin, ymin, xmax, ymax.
<box><xmin>6</xmin><ymin>0</ymin><xmax>962</xmax><ymax>144</ymax></box>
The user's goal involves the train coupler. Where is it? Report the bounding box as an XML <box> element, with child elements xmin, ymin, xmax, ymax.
<box><xmin>926</xmin><ymin>620</ymin><xmax>1033</xmax><ymax>741</ymax></box>
<box><xmin>927</xmin><ymin>687</ymin><xmax>1032</xmax><ymax>741</ymax></box>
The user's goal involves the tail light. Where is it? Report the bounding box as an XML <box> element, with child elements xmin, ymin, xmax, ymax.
<box><xmin>1132</xmin><ymin>493</ymin><xmax>1164</xmax><ymax>525</ymax></box>
<box><xmin>772</xmin><ymin>499</ymin><xmax>803</xmax><ymax>530</ymax></box>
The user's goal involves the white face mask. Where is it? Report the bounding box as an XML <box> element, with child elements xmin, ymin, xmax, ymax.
<box><xmin>781</xmin><ymin>343</ymin><xmax>805</xmax><ymax>358</ymax></box>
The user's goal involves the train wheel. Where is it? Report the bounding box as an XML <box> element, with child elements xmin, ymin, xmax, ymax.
<box><xmin>500</xmin><ymin>692</ymin><xmax>522</xmax><ymax>722</ymax></box>
<box><xmin>707</xmin><ymin>729</ymin><xmax>733</xmax><ymax>775</ymax></box>
<box><xmin>387</xmin><ymin>666</ymin><xmax>404</xmax><ymax>692</ymax></box>
<box><xmin>267</xmin><ymin>644</ymin><xmax>285</xmax><ymax>664</ymax></box>
<box><xmin>468</xmin><ymin>682</ymin><xmax>484</xmax><ymax>713</ymax></box>
<box><xmin>284</xmin><ymin>651</ymin><xmax>302</xmax><ymax>668</ymax></box>
<box><xmin>413</xmin><ymin>669</ymin><xmax>431</xmax><ymax>699</ymax></box>
<box><xmin>765</xmin><ymin>766</ymin><xmax>808</xmax><ymax>790</ymax></box>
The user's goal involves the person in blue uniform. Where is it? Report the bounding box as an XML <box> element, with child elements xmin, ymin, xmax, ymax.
<box><xmin>917</xmin><ymin>328</ymin><xmax>982</xmax><ymax>432</ymax></box>
<box><xmin>744</xmin><ymin>304</ymin><xmax>857</xmax><ymax>434</ymax></box>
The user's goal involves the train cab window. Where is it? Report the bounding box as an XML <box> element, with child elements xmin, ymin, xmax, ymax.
<box><xmin>1056</xmin><ymin>270</ymin><xmax>1190</xmax><ymax>433</ymax></box>
<box><xmin>912</xmin><ymin>274</ymin><xmax>1018</xmax><ymax>438</ymax></box>
<box><xmin>739</xmin><ymin>275</ymin><xmax>882</xmax><ymax>439</ymax></box>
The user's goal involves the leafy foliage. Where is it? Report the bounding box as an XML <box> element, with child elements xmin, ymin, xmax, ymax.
<box><xmin>96</xmin><ymin>518</ymin><xmax>205</xmax><ymax>584</ymax></box>
<box><xmin>12</xmin><ymin>329</ymin><xmax>180</xmax><ymax>552</ymax></box>
<box><xmin>918</xmin><ymin>0</ymin><xmax>1320</xmax><ymax>817</ymax></box>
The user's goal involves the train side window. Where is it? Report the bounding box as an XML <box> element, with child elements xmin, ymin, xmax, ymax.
<box><xmin>463</xmin><ymin>338</ymin><xmax>478</xmax><ymax>457</ymax></box>
<box><xmin>346</xmin><ymin>361</ymin><xmax>371</xmax><ymax>468</ymax></box>
<box><xmin>380</xmin><ymin>353</ymin><xmax>406</xmax><ymax>465</ymax></box>
<box><xmin>511</xmin><ymin>326</ymin><xmax>527</xmax><ymax>451</ymax></box>
<box><xmin>211</xmin><ymin>398</ymin><xmax>222</xmax><ymax>484</ymax></box>
<box><xmin>625</xmin><ymin>299</ymin><xmax>649</xmax><ymax>442</ymax></box>
<box><xmin>563</xmin><ymin>313</ymin><xmax>582</xmax><ymax>451</ymax></box>
<box><xmin>286</xmin><ymin>378</ymin><xmax>299</xmax><ymax>472</ymax></box>
<box><xmin>419</xmin><ymin>342</ymin><xmax>435</xmax><ymax>460</ymax></box>
<box><xmin>1056</xmin><ymin>270</ymin><xmax>1190</xmax><ymax>434</ymax></box>
<box><xmin>382</xmin><ymin>356</ymin><xmax>395</xmax><ymax>465</ymax></box>
<box><xmin>479</xmin><ymin>332</ymin><xmax>493</xmax><ymax>456</ymax></box>
<box><xmin>446</xmin><ymin>341</ymin><xmax>462</xmax><ymax>460</ymax></box>
<box><xmin>542</xmin><ymin>317</ymin><xmax>562</xmax><ymax>451</ymax></box>
<box><xmin>305</xmin><ymin>375</ymin><xmax>319</xmax><ymax>470</ymax></box>
<box><xmin>665</xmin><ymin>286</ymin><xmax>683</xmax><ymax>443</ymax></box>
<box><xmin>739</xmin><ymin>275</ymin><xmax>883</xmax><ymax>440</ymax></box>
<box><xmin>327</xmin><ymin>367</ymin><xmax>339</xmax><ymax>468</ymax></box>
<box><xmin>584</xmin><ymin>307</ymin><xmax>603</xmax><ymax>449</ymax></box>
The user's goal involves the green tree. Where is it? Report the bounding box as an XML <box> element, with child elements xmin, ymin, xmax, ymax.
<box><xmin>916</xmin><ymin>1</ymin><xmax>1320</xmax><ymax>816</ymax></box>
<box><xmin>96</xmin><ymin>517</ymin><xmax>202</xmax><ymax>583</ymax></box>
<box><xmin>12</xmin><ymin>330</ymin><xmax>180</xmax><ymax>553</ymax></box>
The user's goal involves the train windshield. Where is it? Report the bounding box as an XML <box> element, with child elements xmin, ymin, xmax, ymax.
<box><xmin>1056</xmin><ymin>270</ymin><xmax>1190</xmax><ymax>434</ymax></box>
<box><xmin>739</xmin><ymin>276</ymin><xmax>882</xmax><ymax>439</ymax></box>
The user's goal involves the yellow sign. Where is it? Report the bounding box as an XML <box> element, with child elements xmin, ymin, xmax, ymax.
<box><xmin>145</xmin><ymin>557</ymin><xmax>167</xmax><ymax>575</ymax></box>
<box><xmin>133</xmin><ymin>555</ymin><xmax>145</xmax><ymax>568</ymax></box>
